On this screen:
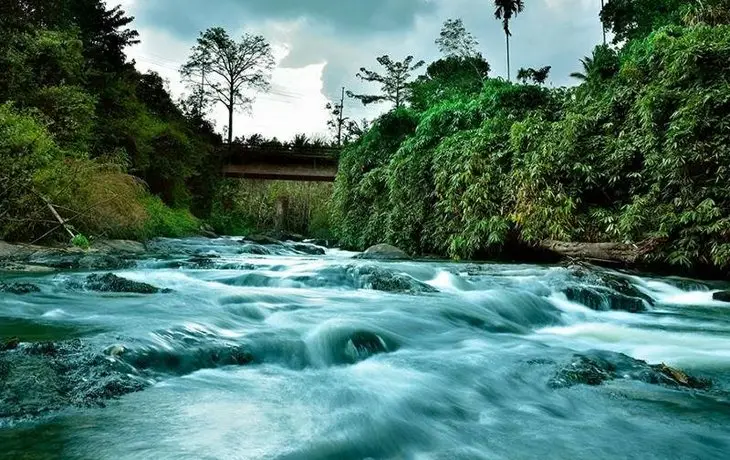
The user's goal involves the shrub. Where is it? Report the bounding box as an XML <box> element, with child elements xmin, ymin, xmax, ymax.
<box><xmin>139</xmin><ymin>196</ymin><xmax>200</xmax><ymax>239</ymax></box>
<box><xmin>71</xmin><ymin>234</ymin><xmax>90</xmax><ymax>249</ymax></box>
<box><xmin>0</xmin><ymin>103</ymin><xmax>61</xmax><ymax>240</ymax></box>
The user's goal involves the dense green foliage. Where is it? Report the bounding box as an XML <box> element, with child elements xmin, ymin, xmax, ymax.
<box><xmin>0</xmin><ymin>0</ymin><xmax>221</xmax><ymax>242</ymax></box>
<box><xmin>211</xmin><ymin>180</ymin><xmax>333</xmax><ymax>238</ymax></box>
<box><xmin>333</xmin><ymin>16</ymin><xmax>730</xmax><ymax>273</ymax></box>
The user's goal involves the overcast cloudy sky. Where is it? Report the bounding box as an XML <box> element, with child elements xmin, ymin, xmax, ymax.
<box><xmin>119</xmin><ymin>0</ymin><xmax>604</xmax><ymax>141</ymax></box>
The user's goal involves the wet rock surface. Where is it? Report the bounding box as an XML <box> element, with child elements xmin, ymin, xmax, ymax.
<box><xmin>0</xmin><ymin>240</ymin><xmax>137</xmax><ymax>272</ymax></box>
<box><xmin>239</xmin><ymin>244</ymin><xmax>273</xmax><ymax>255</ymax></box>
<box><xmin>549</xmin><ymin>350</ymin><xmax>712</xmax><ymax>390</ymax></box>
<box><xmin>562</xmin><ymin>266</ymin><xmax>652</xmax><ymax>312</ymax></box>
<box><xmin>0</xmin><ymin>336</ymin><xmax>261</xmax><ymax>423</ymax></box>
<box><xmin>74</xmin><ymin>273</ymin><xmax>168</xmax><ymax>294</ymax></box>
<box><xmin>243</xmin><ymin>234</ymin><xmax>283</xmax><ymax>246</ymax></box>
<box><xmin>0</xmin><ymin>281</ymin><xmax>41</xmax><ymax>295</ymax></box>
<box><xmin>563</xmin><ymin>286</ymin><xmax>647</xmax><ymax>313</ymax></box>
<box><xmin>0</xmin><ymin>340</ymin><xmax>148</xmax><ymax>422</ymax></box>
<box><xmin>356</xmin><ymin>244</ymin><xmax>411</xmax><ymax>260</ymax></box>
<box><xmin>311</xmin><ymin>264</ymin><xmax>437</xmax><ymax>294</ymax></box>
<box><xmin>713</xmin><ymin>290</ymin><xmax>730</xmax><ymax>302</ymax></box>
<box><xmin>290</xmin><ymin>243</ymin><xmax>326</xmax><ymax>255</ymax></box>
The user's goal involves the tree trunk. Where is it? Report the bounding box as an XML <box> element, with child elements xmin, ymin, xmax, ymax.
<box><xmin>506</xmin><ymin>32</ymin><xmax>511</xmax><ymax>81</ymax></box>
<box><xmin>601</xmin><ymin>0</ymin><xmax>606</xmax><ymax>45</ymax></box>
<box><xmin>227</xmin><ymin>105</ymin><xmax>234</xmax><ymax>146</ymax></box>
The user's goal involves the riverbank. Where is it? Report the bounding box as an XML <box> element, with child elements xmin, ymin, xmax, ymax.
<box><xmin>331</xmin><ymin>24</ymin><xmax>730</xmax><ymax>277</ymax></box>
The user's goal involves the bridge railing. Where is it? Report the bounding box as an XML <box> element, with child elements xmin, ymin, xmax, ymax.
<box><xmin>221</xmin><ymin>144</ymin><xmax>341</xmax><ymax>165</ymax></box>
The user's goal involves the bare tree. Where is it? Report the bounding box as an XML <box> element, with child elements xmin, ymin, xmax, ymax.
<box><xmin>181</xmin><ymin>27</ymin><xmax>275</xmax><ymax>145</ymax></box>
<box><xmin>436</xmin><ymin>18</ymin><xmax>480</xmax><ymax>59</ymax></box>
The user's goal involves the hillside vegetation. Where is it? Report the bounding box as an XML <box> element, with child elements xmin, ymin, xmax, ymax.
<box><xmin>0</xmin><ymin>0</ymin><xmax>219</xmax><ymax>242</ymax></box>
<box><xmin>333</xmin><ymin>11</ymin><xmax>730</xmax><ymax>274</ymax></box>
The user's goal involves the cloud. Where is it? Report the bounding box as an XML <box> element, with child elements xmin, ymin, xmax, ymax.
<box><xmin>122</xmin><ymin>0</ymin><xmax>606</xmax><ymax>140</ymax></box>
<box><xmin>130</xmin><ymin>0</ymin><xmax>435</xmax><ymax>38</ymax></box>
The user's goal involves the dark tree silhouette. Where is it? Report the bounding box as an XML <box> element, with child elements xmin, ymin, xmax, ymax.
<box><xmin>517</xmin><ymin>66</ymin><xmax>551</xmax><ymax>84</ymax></box>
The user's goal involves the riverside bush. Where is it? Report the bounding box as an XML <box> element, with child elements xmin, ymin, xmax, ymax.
<box><xmin>209</xmin><ymin>179</ymin><xmax>333</xmax><ymax>238</ymax></box>
<box><xmin>333</xmin><ymin>24</ymin><xmax>730</xmax><ymax>272</ymax></box>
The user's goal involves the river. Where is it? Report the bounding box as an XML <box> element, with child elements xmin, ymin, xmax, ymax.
<box><xmin>1</xmin><ymin>237</ymin><xmax>729</xmax><ymax>459</ymax></box>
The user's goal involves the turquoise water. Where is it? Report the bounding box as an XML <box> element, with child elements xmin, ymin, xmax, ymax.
<box><xmin>1</xmin><ymin>237</ymin><xmax>729</xmax><ymax>459</ymax></box>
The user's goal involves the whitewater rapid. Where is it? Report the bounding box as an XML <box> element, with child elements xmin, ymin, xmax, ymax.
<box><xmin>1</xmin><ymin>237</ymin><xmax>729</xmax><ymax>459</ymax></box>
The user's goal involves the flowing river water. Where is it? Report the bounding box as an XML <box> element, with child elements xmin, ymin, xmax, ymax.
<box><xmin>1</xmin><ymin>237</ymin><xmax>729</xmax><ymax>459</ymax></box>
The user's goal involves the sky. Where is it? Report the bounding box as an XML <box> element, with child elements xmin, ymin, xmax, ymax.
<box><xmin>119</xmin><ymin>0</ymin><xmax>604</xmax><ymax>141</ymax></box>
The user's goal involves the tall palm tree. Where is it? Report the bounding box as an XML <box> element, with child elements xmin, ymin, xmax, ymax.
<box><xmin>601</xmin><ymin>0</ymin><xmax>606</xmax><ymax>45</ymax></box>
<box><xmin>494</xmin><ymin>0</ymin><xmax>525</xmax><ymax>81</ymax></box>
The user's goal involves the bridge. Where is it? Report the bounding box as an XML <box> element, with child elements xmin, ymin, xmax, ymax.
<box><xmin>221</xmin><ymin>145</ymin><xmax>340</xmax><ymax>182</ymax></box>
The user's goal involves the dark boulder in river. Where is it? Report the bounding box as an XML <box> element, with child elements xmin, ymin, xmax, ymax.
<box><xmin>562</xmin><ymin>266</ymin><xmax>653</xmax><ymax>312</ymax></box>
<box><xmin>549</xmin><ymin>350</ymin><xmax>711</xmax><ymax>390</ymax></box>
<box><xmin>291</xmin><ymin>243</ymin><xmax>325</xmax><ymax>256</ymax></box>
<box><xmin>713</xmin><ymin>290</ymin><xmax>730</xmax><ymax>302</ymax></box>
<box><xmin>243</xmin><ymin>234</ymin><xmax>282</xmax><ymax>246</ymax></box>
<box><xmin>356</xmin><ymin>244</ymin><xmax>411</xmax><ymax>260</ymax></box>
<box><xmin>0</xmin><ymin>281</ymin><xmax>41</xmax><ymax>295</ymax></box>
<box><xmin>348</xmin><ymin>265</ymin><xmax>437</xmax><ymax>294</ymax></box>
<box><xmin>0</xmin><ymin>340</ymin><xmax>148</xmax><ymax>421</ymax></box>
<box><xmin>82</xmin><ymin>273</ymin><xmax>168</xmax><ymax>294</ymax></box>
<box><xmin>563</xmin><ymin>286</ymin><xmax>647</xmax><ymax>313</ymax></box>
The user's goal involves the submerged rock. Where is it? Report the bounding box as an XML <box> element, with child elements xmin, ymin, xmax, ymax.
<box><xmin>239</xmin><ymin>244</ymin><xmax>272</xmax><ymax>255</ymax></box>
<box><xmin>343</xmin><ymin>331</ymin><xmax>390</xmax><ymax>364</ymax></box>
<box><xmin>713</xmin><ymin>290</ymin><xmax>730</xmax><ymax>302</ymax></box>
<box><xmin>291</xmin><ymin>243</ymin><xmax>325</xmax><ymax>256</ymax></box>
<box><xmin>563</xmin><ymin>286</ymin><xmax>647</xmax><ymax>313</ymax></box>
<box><xmin>185</xmin><ymin>255</ymin><xmax>220</xmax><ymax>269</ymax></box>
<box><xmin>120</xmin><ymin>343</ymin><xmax>254</xmax><ymax>376</ymax></box>
<box><xmin>350</xmin><ymin>265</ymin><xmax>437</xmax><ymax>294</ymax></box>
<box><xmin>0</xmin><ymin>340</ymin><xmax>148</xmax><ymax>421</ymax></box>
<box><xmin>549</xmin><ymin>350</ymin><xmax>711</xmax><ymax>390</ymax></box>
<box><xmin>83</xmin><ymin>273</ymin><xmax>168</xmax><ymax>294</ymax></box>
<box><xmin>310</xmin><ymin>327</ymin><xmax>399</xmax><ymax>366</ymax></box>
<box><xmin>244</xmin><ymin>234</ymin><xmax>282</xmax><ymax>246</ymax></box>
<box><xmin>0</xmin><ymin>281</ymin><xmax>41</xmax><ymax>295</ymax></box>
<box><xmin>0</xmin><ymin>335</ymin><xmax>259</xmax><ymax>423</ymax></box>
<box><xmin>356</xmin><ymin>244</ymin><xmax>411</xmax><ymax>260</ymax></box>
<box><xmin>304</xmin><ymin>238</ymin><xmax>334</xmax><ymax>248</ymax></box>
<box><xmin>563</xmin><ymin>267</ymin><xmax>653</xmax><ymax>312</ymax></box>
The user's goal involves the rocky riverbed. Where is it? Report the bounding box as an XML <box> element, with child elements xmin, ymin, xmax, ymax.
<box><xmin>1</xmin><ymin>236</ymin><xmax>729</xmax><ymax>459</ymax></box>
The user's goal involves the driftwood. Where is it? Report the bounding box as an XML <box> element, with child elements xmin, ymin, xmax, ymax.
<box><xmin>539</xmin><ymin>240</ymin><xmax>655</xmax><ymax>266</ymax></box>
<box><xmin>39</xmin><ymin>195</ymin><xmax>75</xmax><ymax>239</ymax></box>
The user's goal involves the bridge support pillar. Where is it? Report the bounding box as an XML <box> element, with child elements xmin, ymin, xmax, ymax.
<box><xmin>274</xmin><ymin>196</ymin><xmax>289</xmax><ymax>231</ymax></box>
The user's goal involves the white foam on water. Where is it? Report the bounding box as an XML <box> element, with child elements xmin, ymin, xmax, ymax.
<box><xmin>426</xmin><ymin>270</ymin><xmax>463</xmax><ymax>292</ymax></box>
<box><xmin>41</xmin><ymin>308</ymin><xmax>68</xmax><ymax>318</ymax></box>
<box><xmin>659</xmin><ymin>290</ymin><xmax>722</xmax><ymax>306</ymax></box>
<box><xmin>534</xmin><ymin>322</ymin><xmax>730</xmax><ymax>368</ymax></box>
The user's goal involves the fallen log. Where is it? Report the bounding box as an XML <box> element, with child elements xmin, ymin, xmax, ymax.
<box><xmin>539</xmin><ymin>240</ymin><xmax>651</xmax><ymax>266</ymax></box>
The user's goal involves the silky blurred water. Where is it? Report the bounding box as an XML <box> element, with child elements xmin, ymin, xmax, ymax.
<box><xmin>1</xmin><ymin>237</ymin><xmax>729</xmax><ymax>459</ymax></box>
